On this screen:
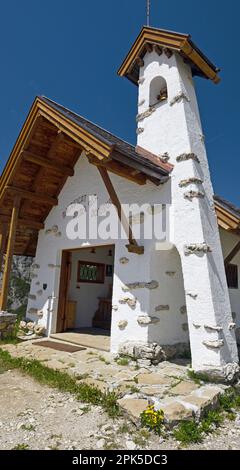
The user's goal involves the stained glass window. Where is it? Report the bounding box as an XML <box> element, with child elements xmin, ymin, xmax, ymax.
<box><xmin>77</xmin><ymin>261</ymin><xmax>105</xmax><ymax>284</ymax></box>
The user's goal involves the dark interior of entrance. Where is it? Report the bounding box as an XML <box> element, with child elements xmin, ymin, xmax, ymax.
<box><xmin>57</xmin><ymin>245</ymin><xmax>114</xmax><ymax>333</ymax></box>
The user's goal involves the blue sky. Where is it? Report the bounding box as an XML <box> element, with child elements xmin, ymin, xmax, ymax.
<box><xmin>0</xmin><ymin>0</ymin><xmax>239</xmax><ymax>204</ymax></box>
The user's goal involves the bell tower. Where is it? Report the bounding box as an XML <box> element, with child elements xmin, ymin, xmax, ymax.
<box><xmin>118</xmin><ymin>27</ymin><xmax>239</xmax><ymax>381</ymax></box>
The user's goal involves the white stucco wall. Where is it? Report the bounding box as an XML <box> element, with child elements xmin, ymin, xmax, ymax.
<box><xmin>27</xmin><ymin>153</ymin><xmax>188</xmax><ymax>353</ymax></box>
<box><xmin>68</xmin><ymin>246</ymin><xmax>114</xmax><ymax>328</ymax></box>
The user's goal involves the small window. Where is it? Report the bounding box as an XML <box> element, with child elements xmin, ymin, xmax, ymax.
<box><xmin>77</xmin><ymin>261</ymin><xmax>105</xmax><ymax>284</ymax></box>
<box><xmin>149</xmin><ymin>76</ymin><xmax>168</xmax><ymax>107</ymax></box>
<box><xmin>225</xmin><ymin>263</ymin><xmax>238</xmax><ymax>289</ymax></box>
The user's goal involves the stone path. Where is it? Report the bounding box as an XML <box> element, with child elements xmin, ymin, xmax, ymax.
<box><xmin>1</xmin><ymin>339</ymin><xmax>228</xmax><ymax>426</ymax></box>
<box><xmin>0</xmin><ymin>369</ymin><xmax>240</xmax><ymax>450</ymax></box>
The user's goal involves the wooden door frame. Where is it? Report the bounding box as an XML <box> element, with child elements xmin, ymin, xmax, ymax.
<box><xmin>56</xmin><ymin>250</ymin><xmax>72</xmax><ymax>333</ymax></box>
<box><xmin>56</xmin><ymin>244</ymin><xmax>115</xmax><ymax>333</ymax></box>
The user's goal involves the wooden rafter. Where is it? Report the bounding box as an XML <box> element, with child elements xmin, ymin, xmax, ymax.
<box><xmin>97</xmin><ymin>167</ymin><xmax>144</xmax><ymax>254</ymax></box>
<box><xmin>5</xmin><ymin>186</ymin><xmax>58</xmax><ymax>206</ymax></box>
<box><xmin>22</xmin><ymin>150</ymin><xmax>75</xmax><ymax>177</ymax></box>
<box><xmin>88</xmin><ymin>155</ymin><xmax>146</xmax><ymax>185</ymax></box>
<box><xmin>0</xmin><ymin>223</ymin><xmax>7</xmax><ymax>274</ymax></box>
<box><xmin>0</xmin><ymin>214</ymin><xmax>44</xmax><ymax>231</ymax></box>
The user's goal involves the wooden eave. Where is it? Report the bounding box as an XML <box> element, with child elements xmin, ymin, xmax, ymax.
<box><xmin>215</xmin><ymin>201</ymin><xmax>240</xmax><ymax>232</ymax></box>
<box><xmin>118</xmin><ymin>26</ymin><xmax>220</xmax><ymax>85</ymax></box>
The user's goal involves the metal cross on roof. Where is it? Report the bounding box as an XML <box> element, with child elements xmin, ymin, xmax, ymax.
<box><xmin>146</xmin><ymin>0</ymin><xmax>151</xmax><ymax>26</ymax></box>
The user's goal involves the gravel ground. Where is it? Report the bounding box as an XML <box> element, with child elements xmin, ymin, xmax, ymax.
<box><xmin>0</xmin><ymin>369</ymin><xmax>240</xmax><ymax>450</ymax></box>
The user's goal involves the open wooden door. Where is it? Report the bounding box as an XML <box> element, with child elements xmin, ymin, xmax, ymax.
<box><xmin>56</xmin><ymin>251</ymin><xmax>72</xmax><ymax>333</ymax></box>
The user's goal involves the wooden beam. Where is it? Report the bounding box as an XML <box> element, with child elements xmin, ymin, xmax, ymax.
<box><xmin>0</xmin><ymin>223</ymin><xmax>7</xmax><ymax>274</ymax></box>
<box><xmin>153</xmin><ymin>44</ymin><xmax>163</xmax><ymax>55</ymax></box>
<box><xmin>5</xmin><ymin>186</ymin><xmax>58</xmax><ymax>206</ymax></box>
<box><xmin>224</xmin><ymin>241</ymin><xmax>240</xmax><ymax>265</ymax></box>
<box><xmin>88</xmin><ymin>156</ymin><xmax>146</xmax><ymax>185</ymax></box>
<box><xmin>97</xmin><ymin>167</ymin><xmax>144</xmax><ymax>254</ymax></box>
<box><xmin>0</xmin><ymin>197</ymin><xmax>20</xmax><ymax>311</ymax></box>
<box><xmin>24</xmin><ymin>232</ymin><xmax>39</xmax><ymax>256</ymax></box>
<box><xmin>164</xmin><ymin>48</ymin><xmax>173</xmax><ymax>58</ymax></box>
<box><xmin>135</xmin><ymin>57</ymin><xmax>144</xmax><ymax>67</ymax></box>
<box><xmin>22</xmin><ymin>151</ymin><xmax>74</xmax><ymax>177</ymax></box>
<box><xmin>0</xmin><ymin>214</ymin><xmax>44</xmax><ymax>231</ymax></box>
<box><xmin>145</xmin><ymin>43</ymin><xmax>153</xmax><ymax>53</ymax></box>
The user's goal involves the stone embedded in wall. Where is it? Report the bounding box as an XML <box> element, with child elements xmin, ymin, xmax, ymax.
<box><xmin>112</xmin><ymin>305</ymin><xmax>119</xmax><ymax>312</ymax></box>
<box><xmin>45</xmin><ymin>225</ymin><xmax>59</xmax><ymax>235</ymax></box>
<box><xmin>182</xmin><ymin>323</ymin><xmax>189</xmax><ymax>332</ymax></box>
<box><xmin>165</xmin><ymin>271</ymin><xmax>176</xmax><ymax>277</ymax></box>
<box><xmin>28</xmin><ymin>308</ymin><xmax>38</xmax><ymax>315</ymax></box>
<box><xmin>176</xmin><ymin>153</ymin><xmax>200</xmax><ymax>164</ymax></box>
<box><xmin>118</xmin><ymin>341</ymin><xmax>166</xmax><ymax>365</ymax></box>
<box><xmin>184</xmin><ymin>243</ymin><xmax>211</xmax><ymax>256</ymax></box>
<box><xmin>119</xmin><ymin>257</ymin><xmax>129</xmax><ymax>265</ymax></box>
<box><xmin>138</xmin><ymin>99</ymin><xmax>145</xmax><ymax>106</ymax></box>
<box><xmin>184</xmin><ymin>190</ymin><xmax>205</xmax><ymax>201</ymax></box>
<box><xmin>228</xmin><ymin>322</ymin><xmax>236</xmax><ymax>330</ymax></box>
<box><xmin>118</xmin><ymin>320</ymin><xmax>128</xmax><ymax>330</ymax></box>
<box><xmin>35</xmin><ymin>281</ymin><xmax>40</xmax><ymax>286</ymax></box>
<box><xmin>119</xmin><ymin>297</ymin><xmax>137</xmax><ymax>309</ymax></box>
<box><xmin>186</xmin><ymin>291</ymin><xmax>198</xmax><ymax>300</ymax></box>
<box><xmin>32</xmin><ymin>263</ymin><xmax>40</xmax><ymax>270</ymax></box>
<box><xmin>202</xmin><ymin>339</ymin><xmax>224</xmax><ymax>349</ymax></box>
<box><xmin>170</xmin><ymin>92</ymin><xmax>190</xmax><ymax>107</ymax></box>
<box><xmin>155</xmin><ymin>305</ymin><xmax>169</xmax><ymax>312</ymax></box>
<box><xmin>204</xmin><ymin>324</ymin><xmax>223</xmax><ymax>332</ymax></box>
<box><xmin>180</xmin><ymin>305</ymin><xmax>187</xmax><ymax>315</ymax></box>
<box><xmin>193</xmin><ymin>323</ymin><xmax>201</xmax><ymax>329</ymax></box>
<box><xmin>136</xmin><ymin>128</ymin><xmax>144</xmax><ymax>135</ymax></box>
<box><xmin>179</xmin><ymin>177</ymin><xmax>203</xmax><ymax>188</ymax></box>
<box><xmin>31</xmin><ymin>274</ymin><xmax>38</xmax><ymax>279</ymax></box>
<box><xmin>28</xmin><ymin>294</ymin><xmax>36</xmax><ymax>301</ymax></box>
<box><xmin>159</xmin><ymin>152</ymin><xmax>170</xmax><ymax>163</ymax></box>
<box><xmin>37</xmin><ymin>290</ymin><xmax>43</xmax><ymax>296</ymax></box>
<box><xmin>137</xmin><ymin>315</ymin><xmax>160</xmax><ymax>325</ymax></box>
<box><xmin>136</xmin><ymin>107</ymin><xmax>156</xmax><ymax>122</ymax></box>
<box><xmin>122</xmin><ymin>281</ymin><xmax>159</xmax><ymax>292</ymax></box>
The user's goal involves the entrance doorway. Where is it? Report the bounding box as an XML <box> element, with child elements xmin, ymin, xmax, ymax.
<box><xmin>56</xmin><ymin>245</ymin><xmax>115</xmax><ymax>334</ymax></box>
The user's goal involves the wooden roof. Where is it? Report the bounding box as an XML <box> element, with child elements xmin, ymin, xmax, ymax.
<box><xmin>214</xmin><ymin>195</ymin><xmax>240</xmax><ymax>232</ymax></box>
<box><xmin>118</xmin><ymin>26</ymin><xmax>220</xmax><ymax>85</ymax></box>
<box><xmin>0</xmin><ymin>96</ymin><xmax>172</xmax><ymax>257</ymax></box>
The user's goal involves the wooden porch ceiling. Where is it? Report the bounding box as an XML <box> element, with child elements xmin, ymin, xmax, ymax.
<box><xmin>0</xmin><ymin>97</ymin><xmax>171</xmax><ymax>257</ymax></box>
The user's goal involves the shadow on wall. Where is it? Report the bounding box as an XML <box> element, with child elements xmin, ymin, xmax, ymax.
<box><xmin>147</xmin><ymin>245</ymin><xmax>190</xmax><ymax>355</ymax></box>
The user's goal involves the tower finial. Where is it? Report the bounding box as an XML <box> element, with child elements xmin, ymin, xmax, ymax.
<box><xmin>146</xmin><ymin>0</ymin><xmax>151</xmax><ymax>26</ymax></box>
